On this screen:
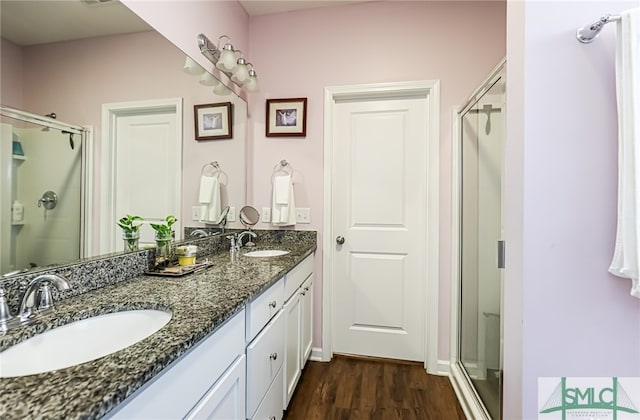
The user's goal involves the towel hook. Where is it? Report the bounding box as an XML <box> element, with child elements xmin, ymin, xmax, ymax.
<box><xmin>201</xmin><ymin>161</ymin><xmax>221</xmax><ymax>178</ymax></box>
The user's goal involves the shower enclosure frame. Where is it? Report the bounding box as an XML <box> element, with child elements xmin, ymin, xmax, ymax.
<box><xmin>449</xmin><ymin>59</ymin><xmax>506</xmax><ymax>420</ymax></box>
<box><xmin>0</xmin><ymin>105</ymin><xmax>94</xmax><ymax>265</ymax></box>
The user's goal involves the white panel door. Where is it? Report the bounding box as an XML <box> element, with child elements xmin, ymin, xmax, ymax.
<box><xmin>114</xmin><ymin>110</ymin><xmax>180</xmax><ymax>247</ymax></box>
<box><xmin>333</xmin><ymin>94</ymin><xmax>428</xmax><ymax>361</ymax></box>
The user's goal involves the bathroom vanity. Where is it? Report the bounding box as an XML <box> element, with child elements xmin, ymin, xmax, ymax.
<box><xmin>0</xmin><ymin>231</ymin><xmax>316</xmax><ymax>419</ymax></box>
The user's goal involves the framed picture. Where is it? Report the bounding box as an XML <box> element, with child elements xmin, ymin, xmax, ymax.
<box><xmin>266</xmin><ymin>98</ymin><xmax>307</xmax><ymax>137</ymax></box>
<box><xmin>194</xmin><ymin>102</ymin><xmax>233</xmax><ymax>140</ymax></box>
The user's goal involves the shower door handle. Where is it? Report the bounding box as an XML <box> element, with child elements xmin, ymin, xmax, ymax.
<box><xmin>497</xmin><ymin>240</ymin><xmax>505</xmax><ymax>269</ymax></box>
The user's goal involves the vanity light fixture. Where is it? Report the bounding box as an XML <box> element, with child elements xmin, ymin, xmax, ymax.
<box><xmin>197</xmin><ymin>33</ymin><xmax>258</xmax><ymax>92</ymax></box>
<box><xmin>183</xmin><ymin>56</ymin><xmax>205</xmax><ymax>75</ymax></box>
<box><xmin>213</xmin><ymin>83</ymin><xmax>231</xmax><ymax>96</ymax></box>
<box><xmin>216</xmin><ymin>36</ymin><xmax>237</xmax><ymax>73</ymax></box>
<box><xmin>244</xmin><ymin>64</ymin><xmax>259</xmax><ymax>92</ymax></box>
<box><xmin>199</xmin><ymin>72</ymin><xmax>220</xmax><ymax>87</ymax></box>
<box><xmin>231</xmin><ymin>53</ymin><xmax>249</xmax><ymax>85</ymax></box>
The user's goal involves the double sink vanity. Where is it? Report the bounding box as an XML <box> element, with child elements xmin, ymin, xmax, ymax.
<box><xmin>0</xmin><ymin>230</ymin><xmax>316</xmax><ymax>419</ymax></box>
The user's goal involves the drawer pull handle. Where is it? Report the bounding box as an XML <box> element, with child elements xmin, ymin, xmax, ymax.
<box><xmin>270</xmin><ymin>352</ymin><xmax>278</xmax><ymax>360</ymax></box>
<box><xmin>301</xmin><ymin>291</ymin><xmax>306</xmax><ymax>296</ymax></box>
<box><xmin>269</xmin><ymin>300</ymin><xmax>277</xmax><ymax>308</ymax></box>
<box><xmin>304</xmin><ymin>287</ymin><xmax>309</xmax><ymax>292</ymax></box>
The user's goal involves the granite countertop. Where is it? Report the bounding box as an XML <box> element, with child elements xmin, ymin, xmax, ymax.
<box><xmin>0</xmin><ymin>233</ymin><xmax>316</xmax><ymax>419</ymax></box>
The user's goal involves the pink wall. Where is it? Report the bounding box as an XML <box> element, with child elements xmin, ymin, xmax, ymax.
<box><xmin>247</xmin><ymin>1</ymin><xmax>506</xmax><ymax>360</ymax></box>
<box><xmin>122</xmin><ymin>0</ymin><xmax>249</xmax><ymax>100</ymax></box>
<box><xmin>504</xmin><ymin>0</ymin><xmax>640</xmax><ymax>418</ymax></box>
<box><xmin>0</xmin><ymin>37</ymin><xmax>24</xmax><ymax>109</ymax></box>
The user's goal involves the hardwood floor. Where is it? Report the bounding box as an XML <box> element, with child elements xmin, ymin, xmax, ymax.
<box><xmin>284</xmin><ymin>355</ymin><xmax>466</xmax><ymax>420</ymax></box>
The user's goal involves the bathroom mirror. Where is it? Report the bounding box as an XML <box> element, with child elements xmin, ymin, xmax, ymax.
<box><xmin>0</xmin><ymin>0</ymin><xmax>247</xmax><ymax>275</ymax></box>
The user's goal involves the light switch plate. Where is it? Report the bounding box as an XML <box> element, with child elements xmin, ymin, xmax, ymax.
<box><xmin>261</xmin><ymin>207</ymin><xmax>271</xmax><ymax>223</ymax></box>
<box><xmin>191</xmin><ymin>206</ymin><xmax>201</xmax><ymax>221</ymax></box>
<box><xmin>227</xmin><ymin>206</ymin><xmax>236</xmax><ymax>222</ymax></box>
<box><xmin>296</xmin><ymin>208</ymin><xmax>311</xmax><ymax>224</ymax></box>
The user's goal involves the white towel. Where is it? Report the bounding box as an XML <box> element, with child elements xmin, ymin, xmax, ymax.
<box><xmin>272</xmin><ymin>175</ymin><xmax>296</xmax><ymax>226</ymax></box>
<box><xmin>198</xmin><ymin>175</ymin><xmax>221</xmax><ymax>223</ymax></box>
<box><xmin>608</xmin><ymin>8</ymin><xmax>640</xmax><ymax>298</ymax></box>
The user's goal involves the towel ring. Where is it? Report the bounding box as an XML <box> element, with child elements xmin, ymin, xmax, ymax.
<box><xmin>201</xmin><ymin>161</ymin><xmax>221</xmax><ymax>178</ymax></box>
<box><xmin>272</xmin><ymin>159</ymin><xmax>293</xmax><ymax>183</ymax></box>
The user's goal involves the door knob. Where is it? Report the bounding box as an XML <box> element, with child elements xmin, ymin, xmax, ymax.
<box><xmin>336</xmin><ymin>236</ymin><xmax>345</xmax><ymax>245</ymax></box>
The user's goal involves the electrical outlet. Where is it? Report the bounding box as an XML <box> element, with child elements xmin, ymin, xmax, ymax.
<box><xmin>191</xmin><ymin>206</ymin><xmax>201</xmax><ymax>221</ymax></box>
<box><xmin>227</xmin><ymin>206</ymin><xmax>236</xmax><ymax>222</ymax></box>
<box><xmin>261</xmin><ymin>207</ymin><xmax>271</xmax><ymax>223</ymax></box>
<box><xmin>296</xmin><ymin>208</ymin><xmax>311</xmax><ymax>224</ymax></box>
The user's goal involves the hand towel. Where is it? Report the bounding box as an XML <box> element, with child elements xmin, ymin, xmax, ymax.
<box><xmin>608</xmin><ymin>8</ymin><xmax>640</xmax><ymax>298</ymax></box>
<box><xmin>272</xmin><ymin>175</ymin><xmax>296</xmax><ymax>226</ymax></box>
<box><xmin>198</xmin><ymin>175</ymin><xmax>221</xmax><ymax>223</ymax></box>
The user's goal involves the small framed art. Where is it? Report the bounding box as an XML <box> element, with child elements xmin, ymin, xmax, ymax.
<box><xmin>194</xmin><ymin>102</ymin><xmax>233</xmax><ymax>140</ymax></box>
<box><xmin>266</xmin><ymin>97</ymin><xmax>307</xmax><ymax>137</ymax></box>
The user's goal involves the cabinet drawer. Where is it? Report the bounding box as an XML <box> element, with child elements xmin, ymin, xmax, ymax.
<box><xmin>246</xmin><ymin>278</ymin><xmax>284</xmax><ymax>342</ymax></box>
<box><xmin>251</xmin><ymin>367</ymin><xmax>284</xmax><ymax>420</ymax></box>
<box><xmin>246</xmin><ymin>309</ymin><xmax>285</xmax><ymax>418</ymax></box>
<box><xmin>284</xmin><ymin>254</ymin><xmax>313</xmax><ymax>302</ymax></box>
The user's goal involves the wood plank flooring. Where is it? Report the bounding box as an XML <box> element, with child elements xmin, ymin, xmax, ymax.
<box><xmin>284</xmin><ymin>355</ymin><xmax>466</xmax><ymax>420</ymax></box>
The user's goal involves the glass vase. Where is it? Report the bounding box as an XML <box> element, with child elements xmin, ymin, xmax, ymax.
<box><xmin>154</xmin><ymin>231</ymin><xmax>173</xmax><ymax>267</ymax></box>
<box><xmin>122</xmin><ymin>231</ymin><xmax>140</xmax><ymax>252</ymax></box>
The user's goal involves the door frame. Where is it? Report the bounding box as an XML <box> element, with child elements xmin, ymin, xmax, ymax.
<box><xmin>100</xmin><ymin>98</ymin><xmax>183</xmax><ymax>254</ymax></box>
<box><xmin>322</xmin><ymin>81</ymin><xmax>440</xmax><ymax>373</ymax></box>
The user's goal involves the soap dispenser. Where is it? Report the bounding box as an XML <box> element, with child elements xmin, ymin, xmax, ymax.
<box><xmin>12</xmin><ymin>200</ymin><xmax>24</xmax><ymax>223</ymax></box>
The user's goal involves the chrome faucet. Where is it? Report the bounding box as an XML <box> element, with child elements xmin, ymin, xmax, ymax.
<box><xmin>190</xmin><ymin>229</ymin><xmax>211</xmax><ymax>238</ymax></box>
<box><xmin>0</xmin><ymin>274</ymin><xmax>71</xmax><ymax>332</ymax></box>
<box><xmin>236</xmin><ymin>231</ymin><xmax>257</xmax><ymax>250</ymax></box>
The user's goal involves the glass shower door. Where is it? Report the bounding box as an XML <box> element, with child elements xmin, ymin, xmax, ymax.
<box><xmin>459</xmin><ymin>68</ymin><xmax>504</xmax><ymax>419</ymax></box>
<box><xmin>0</xmin><ymin>116</ymin><xmax>83</xmax><ymax>274</ymax></box>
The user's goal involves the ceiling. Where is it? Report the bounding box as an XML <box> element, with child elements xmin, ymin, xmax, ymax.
<box><xmin>0</xmin><ymin>0</ymin><xmax>370</xmax><ymax>46</ymax></box>
<box><xmin>0</xmin><ymin>0</ymin><xmax>151</xmax><ymax>46</ymax></box>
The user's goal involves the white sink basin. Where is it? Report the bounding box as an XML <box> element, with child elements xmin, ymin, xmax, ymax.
<box><xmin>0</xmin><ymin>309</ymin><xmax>171</xmax><ymax>378</ymax></box>
<box><xmin>244</xmin><ymin>249</ymin><xmax>290</xmax><ymax>257</ymax></box>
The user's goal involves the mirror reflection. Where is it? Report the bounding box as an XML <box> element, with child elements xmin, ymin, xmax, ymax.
<box><xmin>0</xmin><ymin>0</ymin><xmax>247</xmax><ymax>276</ymax></box>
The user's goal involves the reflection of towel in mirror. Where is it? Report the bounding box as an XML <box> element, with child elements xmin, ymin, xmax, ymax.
<box><xmin>271</xmin><ymin>175</ymin><xmax>296</xmax><ymax>226</ymax></box>
<box><xmin>199</xmin><ymin>175</ymin><xmax>221</xmax><ymax>223</ymax></box>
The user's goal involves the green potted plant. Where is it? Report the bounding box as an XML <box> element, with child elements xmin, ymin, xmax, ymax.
<box><xmin>150</xmin><ymin>215</ymin><xmax>177</xmax><ymax>266</ymax></box>
<box><xmin>117</xmin><ymin>214</ymin><xmax>143</xmax><ymax>252</ymax></box>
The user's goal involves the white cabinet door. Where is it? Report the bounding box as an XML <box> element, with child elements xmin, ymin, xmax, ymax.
<box><xmin>246</xmin><ymin>309</ymin><xmax>285</xmax><ymax>418</ymax></box>
<box><xmin>283</xmin><ymin>293</ymin><xmax>301</xmax><ymax>408</ymax></box>
<box><xmin>185</xmin><ymin>355</ymin><xmax>246</xmax><ymax>420</ymax></box>
<box><xmin>300</xmin><ymin>275</ymin><xmax>313</xmax><ymax>367</ymax></box>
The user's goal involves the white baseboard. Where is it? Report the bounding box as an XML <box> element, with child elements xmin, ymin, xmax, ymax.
<box><xmin>435</xmin><ymin>359</ymin><xmax>450</xmax><ymax>376</ymax></box>
<box><xmin>309</xmin><ymin>347</ymin><xmax>325</xmax><ymax>362</ymax></box>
